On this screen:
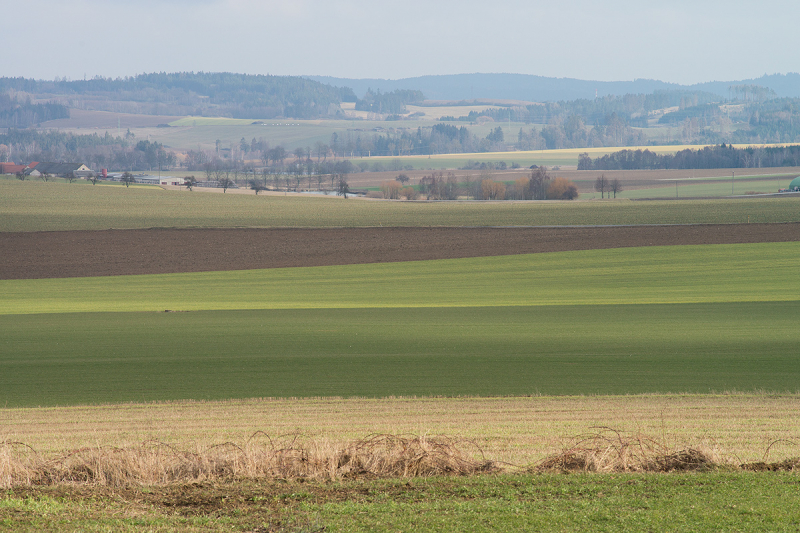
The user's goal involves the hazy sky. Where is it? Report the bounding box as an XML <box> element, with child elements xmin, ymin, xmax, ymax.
<box><xmin>3</xmin><ymin>0</ymin><xmax>799</xmax><ymax>84</ymax></box>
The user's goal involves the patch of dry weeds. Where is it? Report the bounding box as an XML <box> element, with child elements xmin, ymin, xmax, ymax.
<box><xmin>2</xmin><ymin>394</ymin><xmax>798</xmax><ymax>488</ymax></box>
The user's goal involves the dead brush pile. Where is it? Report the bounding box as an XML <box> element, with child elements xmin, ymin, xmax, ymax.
<box><xmin>3</xmin><ymin>429</ymin><xmax>796</xmax><ymax>488</ymax></box>
<box><xmin>535</xmin><ymin>427</ymin><xmax>719</xmax><ymax>473</ymax></box>
<box><xmin>0</xmin><ymin>433</ymin><xmax>497</xmax><ymax>488</ymax></box>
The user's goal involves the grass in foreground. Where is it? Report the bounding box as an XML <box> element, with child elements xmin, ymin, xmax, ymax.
<box><xmin>3</xmin><ymin>179</ymin><xmax>800</xmax><ymax>231</ymax></box>
<box><xmin>5</xmin><ymin>394</ymin><xmax>798</xmax><ymax>529</ymax></box>
<box><xmin>3</xmin><ymin>473</ymin><xmax>800</xmax><ymax>532</ymax></box>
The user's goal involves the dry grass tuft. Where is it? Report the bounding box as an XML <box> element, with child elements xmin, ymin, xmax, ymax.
<box><xmin>739</xmin><ymin>438</ymin><xmax>800</xmax><ymax>471</ymax></box>
<box><xmin>535</xmin><ymin>427</ymin><xmax>718</xmax><ymax>473</ymax></box>
<box><xmin>0</xmin><ymin>433</ymin><xmax>496</xmax><ymax>488</ymax></box>
<box><xmin>740</xmin><ymin>459</ymin><xmax>800</xmax><ymax>472</ymax></box>
<box><xmin>332</xmin><ymin>433</ymin><xmax>497</xmax><ymax>479</ymax></box>
<box><xmin>3</xmin><ymin>428</ymin><xmax>796</xmax><ymax>488</ymax></box>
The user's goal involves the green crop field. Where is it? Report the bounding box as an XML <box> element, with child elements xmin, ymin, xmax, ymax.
<box><xmin>614</xmin><ymin>179</ymin><xmax>790</xmax><ymax>199</ymax></box>
<box><xmin>1</xmin><ymin>302</ymin><xmax>797</xmax><ymax>406</ymax></box>
<box><xmin>2</xmin><ymin>243</ymin><xmax>798</xmax><ymax>406</ymax></box>
<box><xmin>2</xmin><ymin>243</ymin><xmax>796</xmax><ymax>314</ymax></box>
<box><xmin>3</xmin><ymin>179</ymin><xmax>800</xmax><ymax>232</ymax></box>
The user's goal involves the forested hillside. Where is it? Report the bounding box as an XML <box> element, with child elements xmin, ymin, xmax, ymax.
<box><xmin>306</xmin><ymin>73</ymin><xmax>800</xmax><ymax>102</ymax></box>
<box><xmin>4</xmin><ymin>71</ymin><xmax>800</xmax><ymax>167</ymax></box>
<box><xmin>0</xmin><ymin>92</ymin><xmax>69</xmax><ymax>128</ymax></box>
<box><xmin>0</xmin><ymin>73</ymin><xmax>357</xmax><ymax>119</ymax></box>
<box><xmin>578</xmin><ymin>144</ymin><xmax>800</xmax><ymax>170</ymax></box>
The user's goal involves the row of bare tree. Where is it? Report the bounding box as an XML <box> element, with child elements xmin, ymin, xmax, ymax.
<box><xmin>377</xmin><ymin>168</ymin><xmax>579</xmax><ymax>201</ymax></box>
<box><xmin>593</xmin><ymin>175</ymin><xmax>624</xmax><ymax>198</ymax></box>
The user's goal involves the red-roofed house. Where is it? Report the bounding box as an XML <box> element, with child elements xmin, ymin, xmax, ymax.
<box><xmin>0</xmin><ymin>162</ymin><xmax>28</xmax><ymax>174</ymax></box>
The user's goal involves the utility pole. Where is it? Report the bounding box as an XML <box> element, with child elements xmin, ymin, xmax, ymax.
<box><xmin>732</xmin><ymin>171</ymin><xmax>735</xmax><ymax>195</ymax></box>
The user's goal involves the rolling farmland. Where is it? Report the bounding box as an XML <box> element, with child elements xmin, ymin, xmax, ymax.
<box><xmin>2</xmin><ymin>178</ymin><xmax>800</xmax><ymax>531</ymax></box>
<box><xmin>1</xmin><ymin>243</ymin><xmax>799</xmax><ymax>406</ymax></box>
<box><xmin>3</xmin><ymin>179</ymin><xmax>800</xmax><ymax>232</ymax></box>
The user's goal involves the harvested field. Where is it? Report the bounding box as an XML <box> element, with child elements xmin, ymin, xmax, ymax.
<box><xmin>3</xmin><ymin>223</ymin><xmax>800</xmax><ymax>280</ymax></box>
<box><xmin>2</xmin><ymin>395</ymin><xmax>799</xmax><ymax>489</ymax></box>
<box><xmin>4</xmin><ymin>395</ymin><xmax>798</xmax><ymax>466</ymax></box>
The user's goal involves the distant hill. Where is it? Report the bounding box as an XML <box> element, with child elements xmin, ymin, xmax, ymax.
<box><xmin>305</xmin><ymin>73</ymin><xmax>800</xmax><ymax>102</ymax></box>
<box><xmin>691</xmin><ymin>73</ymin><xmax>800</xmax><ymax>99</ymax></box>
<box><xmin>0</xmin><ymin>73</ymin><xmax>357</xmax><ymax>120</ymax></box>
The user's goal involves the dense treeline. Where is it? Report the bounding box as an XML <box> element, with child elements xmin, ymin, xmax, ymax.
<box><xmin>0</xmin><ymin>73</ymin><xmax>356</xmax><ymax>119</ymax></box>
<box><xmin>355</xmin><ymin>89</ymin><xmax>424</xmax><ymax>114</ymax></box>
<box><xmin>0</xmin><ymin>128</ymin><xmax>176</xmax><ymax>171</ymax></box>
<box><xmin>378</xmin><ymin>167</ymin><xmax>578</xmax><ymax>201</ymax></box>
<box><xmin>735</xmin><ymin>98</ymin><xmax>800</xmax><ymax>143</ymax></box>
<box><xmin>435</xmin><ymin>90</ymin><xmax>719</xmax><ymax>150</ymax></box>
<box><xmin>282</xmin><ymin>124</ymin><xmax>508</xmax><ymax>159</ymax></box>
<box><xmin>451</xmin><ymin>91</ymin><xmax>719</xmax><ymax>126</ymax></box>
<box><xmin>441</xmin><ymin>91</ymin><xmax>800</xmax><ymax>148</ymax></box>
<box><xmin>516</xmin><ymin>113</ymin><xmax>647</xmax><ymax>150</ymax></box>
<box><xmin>578</xmin><ymin>144</ymin><xmax>800</xmax><ymax>170</ymax></box>
<box><xmin>1</xmin><ymin>128</ymin><xmax>121</xmax><ymax>152</ymax></box>
<box><xmin>658</xmin><ymin>103</ymin><xmax>722</xmax><ymax>124</ymax></box>
<box><xmin>0</xmin><ymin>93</ymin><xmax>69</xmax><ymax>128</ymax></box>
<box><xmin>343</xmin><ymin>123</ymin><xmax>509</xmax><ymax>157</ymax></box>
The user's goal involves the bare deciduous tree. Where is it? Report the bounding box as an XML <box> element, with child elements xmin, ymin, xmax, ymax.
<box><xmin>249</xmin><ymin>179</ymin><xmax>266</xmax><ymax>195</ymax></box>
<box><xmin>337</xmin><ymin>175</ymin><xmax>350</xmax><ymax>198</ymax></box>
<box><xmin>594</xmin><ymin>174</ymin><xmax>609</xmax><ymax>199</ymax></box>
<box><xmin>610</xmin><ymin>178</ymin><xmax>623</xmax><ymax>198</ymax></box>
<box><xmin>481</xmin><ymin>179</ymin><xmax>506</xmax><ymax>200</ymax></box>
<box><xmin>381</xmin><ymin>180</ymin><xmax>401</xmax><ymax>199</ymax></box>
<box><xmin>402</xmin><ymin>186</ymin><xmax>418</xmax><ymax>200</ymax></box>
<box><xmin>529</xmin><ymin>167</ymin><xmax>550</xmax><ymax>200</ymax></box>
<box><xmin>219</xmin><ymin>177</ymin><xmax>234</xmax><ymax>193</ymax></box>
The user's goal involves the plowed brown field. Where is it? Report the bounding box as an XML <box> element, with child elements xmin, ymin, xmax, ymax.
<box><xmin>2</xmin><ymin>223</ymin><xmax>799</xmax><ymax>280</ymax></box>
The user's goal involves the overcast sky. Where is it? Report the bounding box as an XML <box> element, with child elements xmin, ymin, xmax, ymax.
<box><xmin>3</xmin><ymin>0</ymin><xmax>799</xmax><ymax>85</ymax></box>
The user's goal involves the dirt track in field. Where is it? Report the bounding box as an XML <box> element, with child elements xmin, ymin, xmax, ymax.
<box><xmin>2</xmin><ymin>223</ymin><xmax>799</xmax><ymax>280</ymax></box>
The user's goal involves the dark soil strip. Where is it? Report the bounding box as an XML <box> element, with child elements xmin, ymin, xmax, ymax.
<box><xmin>2</xmin><ymin>224</ymin><xmax>799</xmax><ymax>280</ymax></box>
